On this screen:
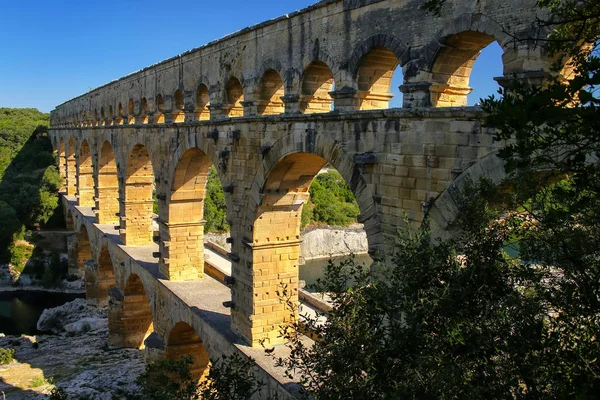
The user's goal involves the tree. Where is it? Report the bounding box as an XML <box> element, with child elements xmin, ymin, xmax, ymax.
<box><xmin>273</xmin><ymin>1</ymin><xmax>600</xmax><ymax>399</ymax></box>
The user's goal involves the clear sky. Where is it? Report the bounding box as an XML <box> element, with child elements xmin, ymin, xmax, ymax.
<box><xmin>0</xmin><ymin>0</ymin><xmax>503</xmax><ymax>113</ymax></box>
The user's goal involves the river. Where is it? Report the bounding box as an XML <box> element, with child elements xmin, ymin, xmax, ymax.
<box><xmin>0</xmin><ymin>290</ymin><xmax>84</xmax><ymax>335</ymax></box>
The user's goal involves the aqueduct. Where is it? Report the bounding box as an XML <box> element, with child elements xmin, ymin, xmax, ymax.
<box><xmin>49</xmin><ymin>0</ymin><xmax>565</xmax><ymax>397</ymax></box>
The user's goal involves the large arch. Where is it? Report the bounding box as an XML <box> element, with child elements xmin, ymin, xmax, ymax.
<box><xmin>429</xmin><ymin>152</ymin><xmax>507</xmax><ymax>238</ymax></box>
<box><xmin>257</xmin><ymin>69</ymin><xmax>285</xmax><ymax>115</ymax></box>
<box><xmin>160</xmin><ymin>148</ymin><xmax>212</xmax><ymax>280</ymax></box>
<box><xmin>225</xmin><ymin>77</ymin><xmax>244</xmax><ymax>117</ymax></box>
<box><xmin>300</xmin><ymin>61</ymin><xmax>334</xmax><ymax>114</ymax></box>
<box><xmin>165</xmin><ymin>322</ymin><xmax>210</xmax><ymax>382</ymax></box>
<box><xmin>108</xmin><ymin>273</ymin><xmax>154</xmax><ymax>349</ymax></box>
<box><xmin>77</xmin><ymin>140</ymin><xmax>94</xmax><ymax>207</ymax></box>
<box><xmin>85</xmin><ymin>245</ymin><xmax>116</xmax><ymax>307</ymax></box>
<box><xmin>121</xmin><ymin>143</ymin><xmax>155</xmax><ymax>246</ymax></box>
<box><xmin>66</xmin><ymin>138</ymin><xmax>77</xmax><ymax>196</ymax></box>
<box><xmin>96</xmin><ymin>141</ymin><xmax>120</xmax><ymax>225</ymax></box>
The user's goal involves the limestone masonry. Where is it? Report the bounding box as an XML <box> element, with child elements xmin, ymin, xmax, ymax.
<box><xmin>49</xmin><ymin>0</ymin><xmax>565</xmax><ymax>397</ymax></box>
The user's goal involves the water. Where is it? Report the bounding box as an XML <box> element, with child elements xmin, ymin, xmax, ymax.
<box><xmin>0</xmin><ymin>290</ymin><xmax>84</xmax><ymax>335</ymax></box>
<box><xmin>300</xmin><ymin>253</ymin><xmax>373</xmax><ymax>291</ymax></box>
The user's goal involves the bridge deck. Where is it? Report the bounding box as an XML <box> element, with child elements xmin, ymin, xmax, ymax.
<box><xmin>66</xmin><ymin>196</ymin><xmax>303</xmax><ymax>398</ymax></box>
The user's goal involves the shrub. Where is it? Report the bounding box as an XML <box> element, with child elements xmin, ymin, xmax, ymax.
<box><xmin>0</xmin><ymin>347</ymin><xmax>15</xmax><ymax>365</ymax></box>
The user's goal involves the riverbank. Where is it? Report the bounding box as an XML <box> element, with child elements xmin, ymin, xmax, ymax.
<box><xmin>0</xmin><ymin>300</ymin><xmax>145</xmax><ymax>399</ymax></box>
<box><xmin>0</xmin><ymin>285</ymin><xmax>85</xmax><ymax>294</ymax></box>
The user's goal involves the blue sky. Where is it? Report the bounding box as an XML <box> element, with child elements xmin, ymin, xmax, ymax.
<box><xmin>0</xmin><ymin>0</ymin><xmax>502</xmax><ymax>113</ymax></box>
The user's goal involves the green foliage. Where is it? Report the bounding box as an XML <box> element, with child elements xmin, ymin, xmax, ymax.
<box><xmin>0</xmin><ymin>347</ymin><xmax>15</xmax><ymax>365</ymax></box>
<box><xmin>107</xmin><ymin>353</ymin><xmax>272</xmax><ymax>400</ymax></box>
<box><xmin>301</xmin><ymin>170</ymin><xmax>360</xmax><ymax>228</ymax></box>
<box><xmin>275</xmin><ymin>4</ymin><xmax>600</xmax><ymax>398</ymax></box>
<box><xmin>204</xmin><ymin>166</ymin><xmax>229</xmax><ymax>233</ymax></box>
<box><xmin>0</xmin><ymin>108</ymin><xmax>50</xmax><ymax>178</ymax></box>
<box><xmin>199</xmin><ymin>353</ymin><xmax>274</xmax><ymax>400</ymax></box>
<box><xmin>9</xmin><ymin>243</ymin><xmax>33</xmax><ymax>273</ymax></box>
<box><xmin>0</xmin><ymin>200</ymin><xmax>21</xmax><ymax>249</ymax></box>
<box><xmin>0</xmin><ymin>108</ymin><xmax>58</xmax><ymax>263</ymax></box>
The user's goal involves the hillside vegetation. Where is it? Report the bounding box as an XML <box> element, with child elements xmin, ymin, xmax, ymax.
<box><xmin>0</xmin><ymin>108</ymin><xmax>60</xmax><ymax>269</ymax></box>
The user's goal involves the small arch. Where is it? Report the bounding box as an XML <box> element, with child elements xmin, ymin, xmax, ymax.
<box><xmin>155</xmin><ymin>94</ymin><xmax>165</xmax><ymax>123</ymax></box>
<box><xmin>97</xmin><ymin>141</ymin><xmax>119</xmax><ymax>225</ymax></box>
<box><xmin>127</xmin><ymin>98</ymin><xmax>135</xmax><ymax>124</ymax></box>
<box><xmin>225</xmin><ymin>77</ymin><xmax>244</xmax><ymax>117</ymax></box>
<box><xmin>93</xmin><ymin>109</ymin><xmax>99</xmax><ymax>127</ymax></box>
<box><xmin>116</xmin><ymin>103</ymin><xmax>124</xmax><ymax>125</ymax></box>
<box><xmin>300</xmin><ymin>61</ymin><xmax>334</xmax><ymax>114</ymax></box>
<box><xmin>165</xmin><ymin>322</ymin><xmax>210</xmax><ymax>382</ymax></box>
<box><xmin>140</xmin><ymin>98</ymin><xmax>149</xmax><ymax>124</ymax></box>
<box><xmin>257</xmin><ymin>69</ymin><xmax>285</xmax><ymax>115</ymax></box>
<box><xmin>195</xmin><ymin>84</ymin><xmax>210</xmax><ymax>121</ymax></box>
<box><xmin>173</xmin><ymin>89</ymin><xmax>185</xmax><ymax>123</ymax></box>
<box><xmin>122</xmin><ymin>144</ymin><xmax>155</xmax><ymax>245</ymax></box>
<box><xmin>430</xmin><ymin>30</ymin><xmax>499</xmax><ymax>107</ymax></box>
<box><xmin>108</xmin><ymin>105</ymin><xmax>114</xmax><ymax>126</ymax></box>
<box><xmin>77</xmin><ymin>140</ymin><xmax>94</xmax><ymax>207</ymax></box>
<box><xmin>356</xmin><ymin>46</ymin><xmax>401</xmax><ymax>110</ymax></box>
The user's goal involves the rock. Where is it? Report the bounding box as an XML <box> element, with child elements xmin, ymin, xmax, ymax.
<box><xmin>64</xmin><ymin>317</ymin><xmax>106</xmax><ymax>333</ymax></box>
<box><xmin>301</xmin><ymin>225</ymin><xmax>368</xmax><ymax>260</ymax></box>
<box><xmin>37</xmin><ymin>299</ymin><xmax>106</xmax><ymax>333</ymax></box>
<box><xmin>63</xmin><ymin>278</ymin><xmax>85</xmax><ymax>290</ymax></box>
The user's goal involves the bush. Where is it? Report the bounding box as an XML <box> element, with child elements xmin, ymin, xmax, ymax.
<box><xmin>0</xmin><ymin>348</ymin><xmax>15</xmax><ymax>365</ymax></box>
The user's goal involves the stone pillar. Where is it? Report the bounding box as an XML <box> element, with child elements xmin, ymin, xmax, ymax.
<box><xmin>67</xmin><ymin>234</ymin><xmax>78</xmax><ymax>276</ymax></box>
<box><xmin>429</xmin><ymin>83</ymin><xmax>473</xmax><ymax>107</ymax></box>
<box><xmin>241</xmin><ymin>100</ymin><xmax>257</xmax><ymax>117</ymax></box>
<box><xmin>495</xmin><ymin>71</ymin><xmax>554</xmax><ymax>90</ymax></box>
<box><xmin>400</xmin><ymin>82</ymin><xmax>433</xmax><ymax>108</ymax></box>
<box><xmin>77</xmin><ymin>166</ymin><xmax>95</xmax><ymax>208</ymax></box>
<box><xmin>329</xmin><ymin>87</ymin><xmax>359</xmax><ymax>112</ymax></box>
<box><xmin>144</xmin><ymin>332</ymin><xmax>166</xmax><ymax>362</ymax></box>
<box><xmin>108</xmin><ymin>286</ymin><xmax>153</xmax><ymax>349</ymax></box>
<box><xmin>120</xmin><ymin>199</ymin><xmax>154</xmax><ymax>246</ymax></box>
<box><xmin>108</xmin><ymin>287</ymin><xmax>126</xmax><ymax>348</ymax></box>
<box><xmin>85</xmin><ymin>259</ymin><xmax>113</xmax><ymax>308</ymax></box>
<box><xmin>208</xmin><ymin>103</ymin><xmax>227</xmax><ymax>120</ymax></box>
<box><xmin>96</xmin><ymin>183</ymin><xmax>120</xmax><ymax>225</ymax></box>
<box><xmin>159</xmin><ymin>220</ymin><xmax>205</xmax><ymax>281</ymax></box>
<box><xmin>66</xmin><ymin>153</ymin><xmax>77</xmax><ymax>196</ymax></box>
<box><xmin>184</xmin><ymin>108</ymin><xmax>196</xmax><ymax>123</ymax></box>
<box><xmin>232</xmin><ymin>239</ymin><xmax>301</xmax><ymax>347</ymax></box>
<box><xmin>281</xmin><ymin>94</ymin><xmax>301</xmax><ymax>114</ymax></box>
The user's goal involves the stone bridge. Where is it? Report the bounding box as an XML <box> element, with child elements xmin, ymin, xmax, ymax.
<box><xmin>48</xmin><ymin>0</ymin><xmax>564</xmax><ymax>396</ymax></box>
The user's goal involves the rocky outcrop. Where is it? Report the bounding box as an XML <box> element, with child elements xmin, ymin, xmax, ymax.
<box><xmin>300</xmin><ymin>225</ymin><xmax>368</xmax><ymax>261</ymax></box>
<box><xmin>37</xmin><ymin>298</ymin><xmax>106</xmax><ymax>334</ymax></box>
